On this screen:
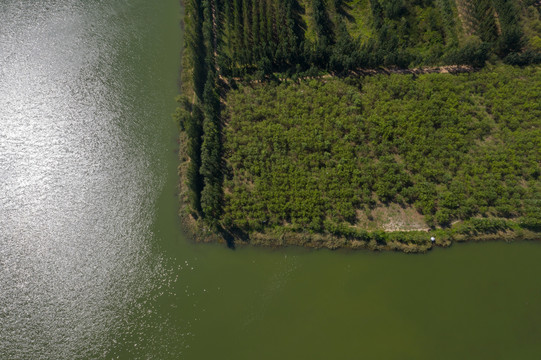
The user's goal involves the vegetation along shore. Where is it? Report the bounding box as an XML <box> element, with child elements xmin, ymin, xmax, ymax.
<box><xmin>175</xmin><ymin>0</ymin><xmax>541</xmax><ymax>252</ymax></box>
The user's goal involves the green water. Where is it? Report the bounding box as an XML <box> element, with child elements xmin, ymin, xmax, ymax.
<box><xmin>1</xmin><ymin>1</ymin><xmax>540</xmax><ymax>359</ymax></box>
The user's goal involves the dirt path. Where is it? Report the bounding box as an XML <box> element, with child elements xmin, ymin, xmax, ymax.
<box><xmin>221</xmin><ymin>64</ymin><xmax>476</xmax><ymax>85</ymax></box>
<box><xmin>329</xmin><ymin>64</ymin><xmax>475</xmax><ymax>77</ymax></box>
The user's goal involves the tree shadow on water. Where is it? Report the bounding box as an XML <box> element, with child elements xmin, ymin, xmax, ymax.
<box><xmin>218</xmin><ymin>226</ymin><xmax>249</xmax><ymax>250</ymax></box>
<box><xmin>219</xmin><ymin>228</ymin><xmax>236</xmax><ymax>250</ymax></box>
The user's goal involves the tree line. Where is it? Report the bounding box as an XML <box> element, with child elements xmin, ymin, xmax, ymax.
<box><xmin>177</xmin><ymin>0</ymin><xmax>224</xmax><ymax>227</ymax></box>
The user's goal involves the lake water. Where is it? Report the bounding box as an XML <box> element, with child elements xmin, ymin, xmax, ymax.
<box><xmin>1</xmin><ymin>1</ymin><xmax>540</xmax><ymax>359</ymax></box>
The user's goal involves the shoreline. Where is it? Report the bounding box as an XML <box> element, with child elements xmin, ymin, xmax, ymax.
<box><xmin>178</xmin><ymin>203</ymin><xmax>540</xmax><ymax>254</ymax></box>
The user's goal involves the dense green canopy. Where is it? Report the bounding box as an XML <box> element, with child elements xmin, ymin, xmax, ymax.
<box><xmin>222</xmin><ymin>66</ymin><xmax>540</xmax><ymax>237</ymax></box>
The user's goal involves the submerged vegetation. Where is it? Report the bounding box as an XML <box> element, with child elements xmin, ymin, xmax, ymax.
<box><xmin>176</xmin><ymin>0</ymin><xmax>541</xmax><ymax>251</ymax></box>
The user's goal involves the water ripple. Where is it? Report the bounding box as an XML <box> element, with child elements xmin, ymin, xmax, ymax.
<box><xmin>0</xmin><ymin>1</ymin><xmax>175</xmax><ymax>358</ymax></box>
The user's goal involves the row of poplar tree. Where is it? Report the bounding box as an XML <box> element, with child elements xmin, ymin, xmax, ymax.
<box><xmin>179</xmin><ymin>0</ymin><xmax>224</xmax><ymax>226</ymax></box>
<box><xmin>217</xmin><ymin>0</ymin><xmax>363</xmax><ymax>75</ymax></box>
<box><xmin>206</xmin><ymin>0</ymin><xmax>533</xmax><ymax>78</ymax></box>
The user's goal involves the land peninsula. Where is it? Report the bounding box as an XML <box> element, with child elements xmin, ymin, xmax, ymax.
<box><xmin>175</xmin><ymin>0</ymin><xmax>541</xmax><ymax>252</ymax></box>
